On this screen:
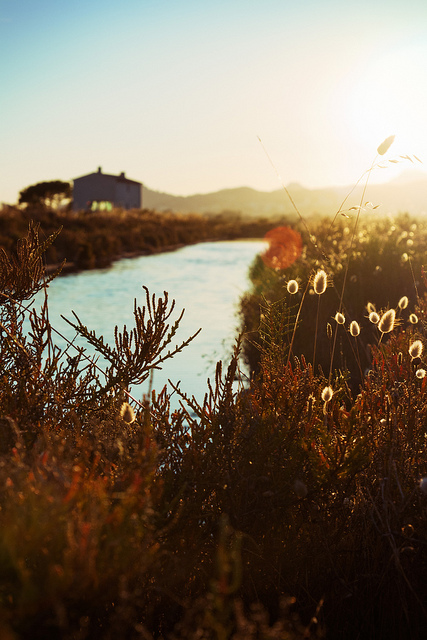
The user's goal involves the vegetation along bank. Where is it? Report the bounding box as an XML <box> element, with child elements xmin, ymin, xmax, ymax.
<box><xmin>0</xmin><ymin>206</ymin><xmax>281</xmax><ymax>273</ymax></box>
<box><xmin>3</xmin><ymin>133</ymin><xmax>427</xmax><ymax>637</ymax></box>
<box><xmin>1</xmin><ymin>206</ymin><xmax>427</xmax><ymax>638</ymax></box>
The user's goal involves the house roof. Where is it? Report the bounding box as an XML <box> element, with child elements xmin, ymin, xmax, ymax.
<box><xmin>73</xmin><ymin>167</ymin><xmax>142</xmax><ymax>186</ymax></box>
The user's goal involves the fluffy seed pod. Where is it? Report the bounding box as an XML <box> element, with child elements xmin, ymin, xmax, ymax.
<box><xmin>321</xmin><ymin>386</ymin><xmax>334</xmax><ymax>403</ymax></box>
<box><xmin>286</xmin><ymin>279</ymin><xmax>299</xmax><ymax>294</ymax></box>
<box><xmin>377</xmin><ymin>134</ymin><xmax>395</xmax><ymax>156</ymax></box>
<box><xmin>366</xmin><ymin>302</ymin><xmax>376</xmax><ymax>314</ymax></box>
<box><xmin>378</xmin><ymin>309</ymin><xmax>396</xmax><ymax>334</ymax></box>
<box><xmin>313</xmin><ymin>269</ymin><xmax>327</xmax><ymax>295</ymax></box>
<box><xmin>416</xmin><ymin>368</ymin><xmax>426</xmax><ymax>379</ymax></box>
<box><xmin>398</xmin><ymin>296</ymin><xmax>409</xmax><ymax>310</ymax></box>
<box><xmin>334</xmin><ymin>312</ymin><xmax>345</xmax><ymax>325</ymax></box>
<box><xmin>409</xmin><ymin>313</ymin><xmax>418</xmax><ymax>324</ymax></box>
<box><xmin>120</xmin><ymin>402</ymin><xmax>136</xmax><ymax>424</ymax></box>
<box><xmin>409</xmin><ymin>339</ymin><xmax>423</xmax><ymax>360</ymax></box>
<box><xmin>349</xmin><ymin>321</ymin><xmax>360</xmax><ymax>337</ymax></box>
<box><xmin>326</xmin><ymin>322</ymin><xmax>333</xmax><ymax>340</ymax></box>
<box><xmin>369</xmin><ymin>311</ymin><xmax>380</xmax><ymax>325</ymax></box>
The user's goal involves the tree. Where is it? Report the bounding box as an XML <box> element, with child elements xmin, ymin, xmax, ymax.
<box><xmin>18</xmin><ymin>180</ymin><xmax>71</xmax><ymax>210</ymax></box>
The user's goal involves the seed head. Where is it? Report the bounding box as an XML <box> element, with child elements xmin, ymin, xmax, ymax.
<box><xmin>409</xmin><ymin>313</ymin><xmax>418</xmax><ymax>324</ymax></box>
<box><xmin>286</xmin><ymin>279</ymin><xmax>299</xmax><ymax>294</ymax></box>
<box><xmin>409</xmin><ymin>339</ymin><xmax>423</xmax><ymax>360</ymax></box>
<box><xmin>378</xmin><ymin>309</ymin><xmax>396</xmax><ymax>334</ymax></box>
<box><xmin>377</xmin><ymin>135</ymin><xmax>395</xmax><ymax>156</ymax></box>
<box><xmin>398</xmin><ymin>296</ymin><xmax>409</xmax><ymax>310</ymax></box>
<box><xmin>366</xmin><ymin>302</ymin><xmax>376</xmax><ymax>314</ymax></box>
<box><xmin>334</xmin><ymin>312</ymin><xmax>345</xmax><ymax>325</ymax></box>
<box><xmin>313</xmin><ymin>269</ymin><xmax>328</xmax><ymax>295</ymax></box>
<box><xmin>419</xmin><ymin>478</ymin><xmax>427</xmax><ymax>494</ymax></box>
<box><xmin>416</xmin><ymin>368</ymin><xmax>426</xmax><ymax>379</ymax></box>
<box><xmin>321</xmin><ymin>386</ymin><xmax>334</xmax><ymax>403</ymax></box>
<box><xmin>326</xmin><ymin>322</ymin><xmax>333</xmax><ymax>340</ymax></box>
<box><xmin>120</xmin><ymin>402</ymin><xmax>136</xmax><ymax>424</ymax></box>
<box><xmin>369</xmin><ymin>311</ymin><xmax>380</xmax><ymax>325</ymax></box>
<box><xmin>349</xmin><ymin>321</ymin><xmax>360</xmax><ymax>337</ymax></box>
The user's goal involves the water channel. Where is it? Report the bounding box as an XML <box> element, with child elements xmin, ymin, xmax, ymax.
<box><xmin>38</xmin><ymin>239</ymin><xmax>266</xmax><ymax>406</ymax></box>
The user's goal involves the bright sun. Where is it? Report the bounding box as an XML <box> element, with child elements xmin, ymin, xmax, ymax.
<box><xmin>341</xmin><ymin>40</ymin><xmax>427</xmax><ymax>179</ymax></box>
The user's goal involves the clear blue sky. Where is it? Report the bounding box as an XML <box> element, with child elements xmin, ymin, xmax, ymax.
<box><xmin>1</xmin><ymin>0</ymin><xmax>427</xmax><ymax>204</ymax></box>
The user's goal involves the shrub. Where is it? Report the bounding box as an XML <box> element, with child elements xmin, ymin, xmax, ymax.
<box><xmin>2</xmin><ymin>139</ymin><xmax>427</xmax><ymax>638</ymax></box>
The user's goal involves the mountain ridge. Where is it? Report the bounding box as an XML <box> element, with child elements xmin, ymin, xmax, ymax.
<box><xmin>142</xmin><ymin>172</ymin><xmax>427</xmax><ymax>218</ymax></box>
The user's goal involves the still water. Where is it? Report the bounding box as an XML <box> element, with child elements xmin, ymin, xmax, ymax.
<box><xmin>39</xmin><ymin>240</ymin><xmax>266</xmax><ymax>405</ymax></box>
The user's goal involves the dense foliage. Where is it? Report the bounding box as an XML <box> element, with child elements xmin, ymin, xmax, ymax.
<box><xmin>241</xmin><ymin>213</ymin><xmax>426</xmax><ymax>391</ymax></box>
<box><xmin>0</xmin><ymin>206</ymin><xmax>280</xmax><ymax>272</ymax></box>
<box><xmin>18</xmin><ymin>181</ymin><xmax>72</xmax><ymax>210</ymax></box>
<box><xmin>1</xmin><ymin>209</ymin><xmax>427</xmax><ymax>638</ymax></box>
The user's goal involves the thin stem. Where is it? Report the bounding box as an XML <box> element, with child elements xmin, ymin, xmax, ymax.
<box><xmin>328</xmin><ymin>156</ymin><xmax>377</xmax><ymax>382</ymax></box>
<box><xmin>258</xmin><ymin>136</ymin><xmax>326</xmax><ymax>261</ymax></box>
<box><xmin>327</xmin><ymin>164</ymin><xmax>377</xmax><ymax>233</ymax></box>
<box><xmin>313</xmin><ymin>295</ymin><xmax>321</xmax><ymax>373</ymax></box>
<box><xmin>408</xmin><ymin>256</ymin><xmax>420</xmax><ymax>306</ymax></box>
<box><xmin>1</xmin><ymin>289</ymin><xmax>146</xmax><ymax>409</ymax></box>
<box><xmin>286</xmin><ymin>278</ymin><xmax>310</xmax><ymax>369</ymax></box>
<box><xmin>352</xmin><ymin>335</ymin><xmax>364</xmax><ymax>382</ymax></box>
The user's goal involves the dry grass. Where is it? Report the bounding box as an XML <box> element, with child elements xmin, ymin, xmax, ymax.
<box><xmin>1</xmin><ymin>139</ymin><xmax>427</xmax><ymax>638</ymax></box>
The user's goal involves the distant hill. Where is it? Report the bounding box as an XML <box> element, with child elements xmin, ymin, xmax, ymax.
<box><xmin>142</xmin><ymin>172</ymin><xmax>427</xmax><ymax>218</ymax></box>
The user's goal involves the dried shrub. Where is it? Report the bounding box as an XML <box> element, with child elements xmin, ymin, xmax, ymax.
<box><xmin>2</xmin><ymin>197</ymin><xmax>427</xmax><ymax>639</ymax></box>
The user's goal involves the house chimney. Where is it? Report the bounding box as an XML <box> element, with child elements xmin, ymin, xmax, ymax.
<box><xmin>98</xmin><ymin>166</ymin><xmax>102</xmax><ymax>173</ymax></box>
<box><xmin>120</xmin><ymin>172</ymin><xmax>125</xmax><ymax>178</ymax></box>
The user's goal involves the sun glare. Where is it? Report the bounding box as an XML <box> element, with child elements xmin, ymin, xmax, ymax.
<box><xmin>340</xmin><ymin>40</ymin><xmax>427</xmax><ymax>179</ymax></box>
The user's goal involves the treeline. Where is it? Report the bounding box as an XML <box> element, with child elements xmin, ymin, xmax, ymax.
<box><xmin>0</xmin><ymin>207</ymin><xmax>279</xmax><ymax>272</ymax></box>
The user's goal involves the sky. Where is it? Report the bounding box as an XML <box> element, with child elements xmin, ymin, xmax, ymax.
<box><xmin>2</xmin><ymin>0</ymin><xmax>427</xmax><ymax>204</ymax></box>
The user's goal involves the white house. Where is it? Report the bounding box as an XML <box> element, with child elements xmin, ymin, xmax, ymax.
<box><xmin>72</xmin><ymin>167</ymin><xmax>142</xmax><ymax>211</ymax></box>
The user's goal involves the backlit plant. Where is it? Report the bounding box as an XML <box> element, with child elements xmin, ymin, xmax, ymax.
<box><xmin>1</xmin><ymin>137</ymin><xmax>427</xmax><ymax>638</ymax></box>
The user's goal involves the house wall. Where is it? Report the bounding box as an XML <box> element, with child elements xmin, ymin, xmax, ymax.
<box><xmin>73</xmin><ymin>173</ymin><xmax>115</xmax><ymax>210</ymax></box>
<box><xmin>72</xmin><ymin>169</ymin><xmax>142</xmax><ymax>211</ymax></box>
<box><xmin>115</xmin><ymin>179</ymin><xmax>141</xmax><ymax>209</ymax></box>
